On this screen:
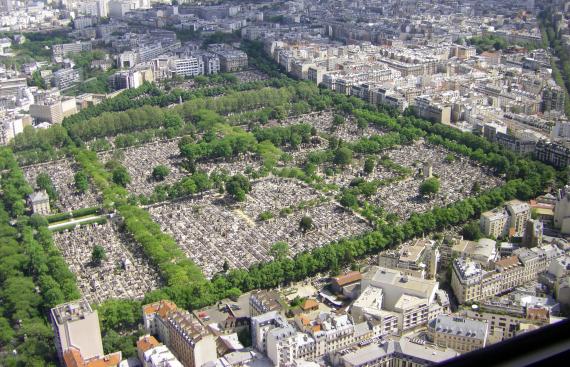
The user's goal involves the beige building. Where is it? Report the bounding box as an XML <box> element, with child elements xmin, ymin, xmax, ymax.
<box><xmin>29</xmin><ymin>190</ymin><xmax>50</xmax><ymax>215</ymax></box>
<box><xmin>554</xmin><ymin>185</ymin><xmax>570</xmax><ymax>234</ymax></box>
<box><xmin>452</xmin><ymin>238</ymin><xmax>498</xmax><ymax>267</ymax></box>
<box><xmin>249</xmin><ymin>290</ymin><xmax>283</xmax><ymax>317</ymax></box>
<box><xmin>138</xmin><ymin>334</ymin><xmax>183</xmax><ymax>367</ymax></box>
<box><xmin>506</xmin><ymin>200</ymin><xmax>531</xmax><ymax>237</ymax></box>
<box><xmin>451</xmin><ymin>245</ymin><xmax>563</xmax><ymax>304</ymax></box>
<box><xmin>377</xmin><ymin>239</ymin><xmax>438</xmax><ymax>279</ymax></box>
<box><xmin>480</xmin><ymin>200</ymin><xmax>531</xmax><ymax>239</ymax></box>
<box><xmin>29</xmin><ymin>100</ymin><xmax>64</xmax><ymax>124</ymax></box>
<box><xmin>50</xmin><ymin>299</ymin><xmax>105</xmax><ymax>365</ymax></box>
<box><xmin>480</xmin><ymin>208</ymin><xmax>509</xmax><ymax>238</ymax></box>
<box><xmin>427</xmin><ymin>315</ymin><xmax>488</xmax><ymax>354</ymax></box>
<box><xmin>359</xmin><ymin>266</ymin><xmax>443</xmax><ymax>333</ymax></box>
<box><xmin>142</xmin><ymin>300</ymin><xmax>216</xmax><ymax>367</ymax></box>
<box><xmin>165</xmin><ymin>309</ymin><xmax>217</xmax><ymax>367</ymax></box>
<box><xmin>333</xmin><ymin>337</ymin><xmax>458</xmax><ymax>367</ymax></box>
<box><xmin>29</xmin><ymin>96</ymin><xmax>77</xmax><ymax>124</ymax></box>
<box><xmin>460</xmin><ymin>309</ymin><xmax>548</xmax><ymax>343</ymax></box>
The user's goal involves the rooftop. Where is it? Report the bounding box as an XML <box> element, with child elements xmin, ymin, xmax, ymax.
<box><xmin>428</xmin><ymin>315</ymin><xmax>488</xmax><ymax>341</ymax></box>
<box><xmin>136</xmin><ymin>335</ymin><xmax>160</xmax><ymax>354</ymax></box>
<box><xmin>142</xmin><ymin>300</ymin><xmax>177</xmax><ymax>319</ymax></box>
<box><xmin>51</xmin><ymin>299</ymin><xmax>94</xmax><ymax>325</ymax></box>
<box><xmin>332</xmin><ymin>271</ymin><xmax>362</xmax><ymax>287</ymax></box>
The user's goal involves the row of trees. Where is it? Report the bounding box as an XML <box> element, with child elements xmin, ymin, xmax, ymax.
<box><xmin>11</xmin><ymin>78</ymin><xmax>289</xmax><ymax>165</ymax></box>
<box><xmin>539</xmin><ymin>8</ymin><xmax>570</xmax><ymax>118</ymax></box>
<box><xmin>252</xmin><ymin>123</ymin><xmax>315</xmax><ymax>148</ymax></box>
<box><xmin>0</xmin><ymin>148</ymin><xmax>81</xmax><ymax>365</ymax></box>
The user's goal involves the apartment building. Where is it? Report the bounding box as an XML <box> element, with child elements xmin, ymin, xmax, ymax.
<box><xmin>137</xmin><ymin>335</ymin><xmax>184</xmax><ymax>367</ymax></box>
<box><xmin>451</xmin><ymin>238</ymin><xmax>498</xmax><ymax>268</ymax></box>
<box><xmin>427</xmin><ymin>315</ymin><xmax>488</xmax><ymax>354</ymax></box>
<box><xmin>461</xmin><ymin>308</ymin><xmax>549</xmax><ymax>343</ymax></box>
<box><xmin>143</xmin><ymin>300</ymin><xmax>177</xmax><ymax>345</ymax></box>
<box><xmin>414</xmin><ymin>95</ymin><xmax>451</xmax><ymax>124</ymax></box>
<box><xmin>451</xmin><ymin>245</ymin><xmax>563</xmax><ymax>304</ymax></box>
<box><xmin>215</xmin><ymin>49</ymin><xmax>248</xmax><ymax>72</ymax></box>
<box><xmin>506</xmin><ymin>200</ymin><xmax>531</xmax><ymax>237</ymax></box>
<box><xmin>165</xmin><ymin>309</ymin><xmax>217</xmax><ymax>367</ymax></box>
<box><xmin>200</xmin><ymin>53</ymin><xmax>221</xmax><ymax>75</ymax></box>
<box><xmin>51</xmin><ymin>68</ymin><xmax>81</xmax><ymax>90</ymax></box>
<box><xmin>249</xmin><ymin>290</ymin><xmax>283</xmax><ymax>317</ymax></box>
<box><xmin>480</xmin><ymin>200</ymin><xmax>530</xmax><ymax>239</ymax></box>
<box><xmin>142</xmin><ymin>300</ymin><xmax>216</xmax><ymax>367</ymax></box>
<box><xmin>554</xmin><ymin>184</ymin><xmax>570</xmax><ymax>234</ymax></box>
<box><xmin>378</xmin><ymin>239</ymin><xmax>437</xmax><ymax>279</ymax></box>
<box><xmin>0</xmin><ymin>77</ymin><xmax>27</xmax><ymax>98</ymax></box>
<box><xmin>109</xmin><ymin>67</ymin><xmax>154</xmax><ymax>90</ymax></box>
<box><xmin>523</xmin><ymin>219</ymin><xmax>543</xmax><ymax>247</ymax></box>
<box><xmin>29</xmin><ymin>96</ymin><xmax>77</xmax><ymax>124</ymax></box>
<box><xmin>52</xmin><ymin>41</ymin><xmax>92</xmax><ymax>59</ymax></box>
<box><xmin>495</xmin><ymin>132</ymin><xmax>537</xmax><ymax>155</ymax></box>
<box><xmin>0</xmin><ymin>111</ymin><xmax>31</xmax><ymax>145</ymax></box>
<box><xmin>265</xmin><ymin>312</ymin><xmax>375</xmax><ymax>367</ymax></box>
<box><xmin>480</xmin><ymin>209</ymin><xmax>509</xmax><ymax>239</ymax></box>
<box><xmin>350</xmin><ymin>285</ymin><xmax>399</xmax><ymax>336</ymax></box>
<box><xmin>333</xmin><ymin>337</ymin><xmax>458</xmax><ymax>367</ymax></box>
<box><xmin>542</xmin><ymin>85</ymin><xmax>565</xmax><ymax>112</ymax></box>
<box><xmin>535</xmin><ymin>140</ymin><xmax>570</xmax><ymax>169</ymax></box>
<box><xmin>358</xmin><ymin>266</ymin><xmax>443</xmax><ymax>333</ymax></box>
<box><xmin>171</xmin><ymin>56</ymin><xmax>204</xmax><ymax>77</ymax></box>
<box><xmin>251</xmin><ymin>311</ymin><xmax>289</xmax><ymax>354</ymax></box>
<box><xmin>50</xmin><ymin>299</ymin><xmax>105</xmax><ymax>365</ymax></box>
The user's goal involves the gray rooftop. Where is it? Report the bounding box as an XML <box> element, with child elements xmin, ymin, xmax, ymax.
<box><xmin>429</xmin><ymin>315</ymin><xmax>488</xmax><ymax>341</ymax></box>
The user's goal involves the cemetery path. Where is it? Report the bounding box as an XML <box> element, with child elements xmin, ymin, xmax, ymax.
<box><xmin>48</xmin><ymin>214</ymin><xmax>107</xmax><ymax>230</ymax></box>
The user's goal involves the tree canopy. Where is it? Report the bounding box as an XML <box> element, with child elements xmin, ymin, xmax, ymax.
<box><xmin>419</xmin><ymin>177</ymin><xmax>440</xmax><ymax>196</ymax></box>
<box><xmin>225</xmin><ymin>174</ymin><xmax>251</xmax><ymax>202</ymax></box>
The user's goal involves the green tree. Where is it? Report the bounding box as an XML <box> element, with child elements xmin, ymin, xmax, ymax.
<box><xmin>36</xmin><ymin>172</ymin><xmax>57</xmax><ymax>201</ymax></box>
<box><xmin>225</xmin><ymin>174</ymin><xmax>251</xmax><ymax>202</ymax></box>
<box><xmin>112</xmin><ymin>166</ymin><xmax>131</xmax><ymax>188</ymax></box>
<box><xmin>29</xmin><ymin>213</ymin><xmax>48</xmax><ymax>228</ymax></box>
<box><xmin>74</xmin><ymin>171</ymin><xmax>89</xmax><ymax>193</ymax></box>
<box><xmin>0</xmin><ymin>317</ymin><xmax>15</xmax><ymax>346</ymax></box>
<box><xmin>299</xmin><ymin>216</ymin><xmax>313</xmax><ymax>233</ymax></box>
<box><xmin>340</xmin><ymin>191</ymin><xmax>358</xmax><ymax>208</ymax></box>
<box><xmin>419</xmin><ymin>177</ymin><xmax>440</xmax><ymax>196</ymax></box>
<box><xmin>471</xmin><ymin>181</ymin><xmax>481</xmax><ymax>194</ymax></box>
<box><xmin>334</xmin><ymin>147</ymin><xmax>353</xmax><ymax>166</ymax></box>
<box><xmin>91</xmin><ymin>245</ymin><xmax>107</xmax><ymax>266</ymax></box>
<box><xmin>462</xmin><ymin>222</ymin><xmax>482</xmax><ymax>241</ymax></box>
<box><xmin>269</xmin><ymin>241</ymin><xmax>289</xmax><ymax>260</ymax></box>
<box><xmin>333</xmin><ymin>114</ymin><xmax>345</xmax><ymax>126</ymax></box>
<box><xmin>258</xmin><ymin>211</ymin><xmax>274</xmax><ymax>221</ymax></box>
<box><xmin>238</xmin><ymin>327</ymin><xmax>252</xmax><ymax>347</ymax></box>
<box><xmin>30</xmin><ymin>70</ymin><xmax>47</xmax><ymax>89</ymax></box>
<box><xmin>152</xmin><ymin>165</ymin><xmax>171</xmax><ymax>181</ymax></box>
<box><xmin>364</xmin><ymin>157</ymin><xmax>375</xmax><ymax>174</ymax></box>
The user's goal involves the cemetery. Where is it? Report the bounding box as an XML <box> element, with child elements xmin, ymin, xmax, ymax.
<box><xmin>52</xmin><ymin>221</ymin><xmax>162</xmax><ymax>304</ymax></box>
<box><xmin>148</xmin><ymin>178</ymin><xmax>372</xmax><ymax>277</ymax></box>
<box><xmin>22</xmin><ymin>159</ymin><xmax>101</xmax><ymax>212</ymax></box>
